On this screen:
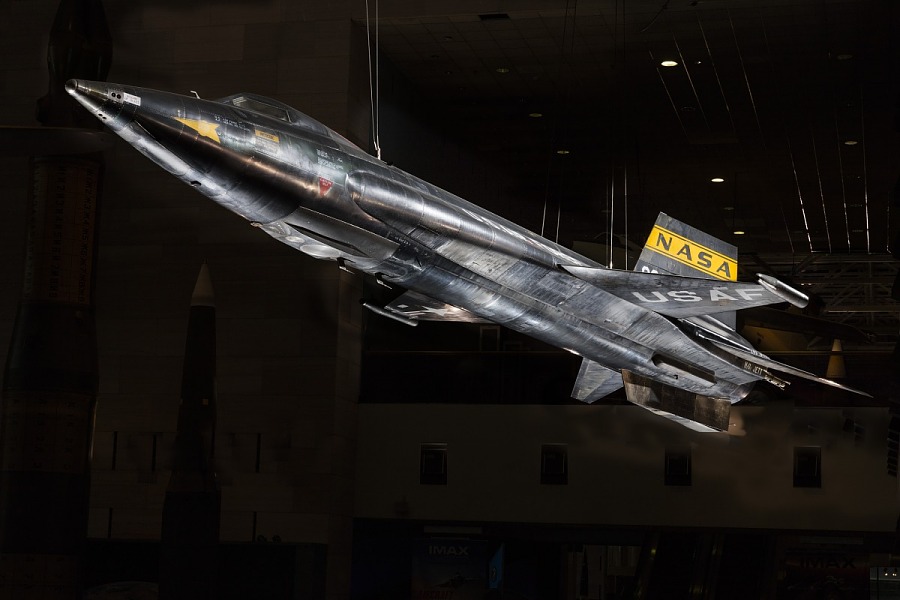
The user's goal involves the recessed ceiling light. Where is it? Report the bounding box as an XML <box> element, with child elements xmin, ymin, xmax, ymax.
<box><xmin>733</xmin><ymin>230</ymin><xmax>745</xmax><ymax>235</ymax></box>
<box><xmin>843</xmin><ymin>140</ymin><xmax>858</xmax><ymax>146</ymax></box>
<box><xmin>711</xmin><ymin>177</ymin><xmax>725</xmax><ymax>183</ymax></box>
<box><xmin>529</xmin><ymin>112</ymin><xmax>543</xmax><ymax>118</ymax></box>
<box><xmin>556</xmin><ymin>149</ymin><xmax>571</xmax><ymax>155</ymax></box>
<box><xmin>496</xmin><ymin>67</ymin><xmax>510</xmax><ymax>74</ymax></box>
<box><xmin>660</xmin><ymin>60</ymin><xmax>678</xmax><ymax>67</ymax></box>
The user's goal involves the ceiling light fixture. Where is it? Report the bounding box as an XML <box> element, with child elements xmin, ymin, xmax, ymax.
<box><xmin>836</xmin><ymin>53</ymin><xmax>853</xmax><ymax>61</ymax></box>
<box><xmin>711</xmin><ymin>177</ymin><xmax>725</xmax><ymax>183</ymax></box>
<box><xmin>722</xmin><ymin>206</ymin><xmax>734</xmax><ymax>211</ymax></box>
<box><xmin>660</xmin><ymin>60</ymin><xmax>678</xmax><ymax>67</ymax></box>
<box><xmin>496</xmin><ymin>67</ymin><xmax>510</xmax><ymax>74</ymax></box>
<box><xmin>529</xmin><ymin>112</ymin><xmax>543</xmax><ymax>118</ymax></box>
<box><xmin>733</xmin><ymin>230</ymin><xmax>745</xmax><ymax>235</ymax></box>
<box><xmin>843</xmin><ymin>140</ymin><xmax>858</xmax><ymax>146</ymax></box>
<box><xmin>556</xmin><ymin>149</ymin><xmax>570</xmax><ymax>155</ymax></box>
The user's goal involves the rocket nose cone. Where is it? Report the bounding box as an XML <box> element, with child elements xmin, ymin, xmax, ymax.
<box><xmin>65</xmin><ymin>79</ymin><xmax>79</xmax><ymax>95</ymax></box>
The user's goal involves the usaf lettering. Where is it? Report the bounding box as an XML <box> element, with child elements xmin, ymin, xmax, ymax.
<box><xmin>631</xmin><ymin>287</ymin><xmax>766</xmax><ymax>303</ymax></box>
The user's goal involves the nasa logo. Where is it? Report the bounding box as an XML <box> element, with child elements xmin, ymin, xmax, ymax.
<box><xmin>318</xmin><ymin>177</ymin><xmax>333</xmax><ymax>196</ymax></box>
<box><xmin>646</xmin><ymin>225</ymin><xmax>737</xmax><ymax>281</ymax></box>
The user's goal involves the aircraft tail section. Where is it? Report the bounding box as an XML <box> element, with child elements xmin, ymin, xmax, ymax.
<box><xmin>622</xmin><ymin>370</ymin><xmax>732</xmax><ymax>432</ymax></box>
<box><xmin>636</xmin><ymin>212</ymin><xmax>738</xmax><ymax>327</ymax></box>
<box><xmin>635</xmin><ymin>212</ymin><xmax>738</xmax><ymax>281</ymax></box>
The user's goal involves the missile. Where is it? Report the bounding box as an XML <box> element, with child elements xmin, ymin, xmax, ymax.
<box><xmin>0</xmin><ymin>2</ymin><xmax>112</xmax><ymax>596</ymax></box>
<box><xmin>159</xmin><ymin>264</ymin><xmax>221</xmax><ymax>600</ymax></box>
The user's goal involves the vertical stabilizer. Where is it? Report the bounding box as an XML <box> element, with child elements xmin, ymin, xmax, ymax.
<box><xmin>635</xmin><ymin>213</ymin><xmax>739</xmax><ymax>327</ymax></box>
<box><xmin>635</xmin><ymin>213</ymin><xmax>738</xmax><ymax>281</ymax></box>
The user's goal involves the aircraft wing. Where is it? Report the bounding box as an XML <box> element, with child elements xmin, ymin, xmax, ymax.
<box><xmin>560</xmin><ymin>265</ymin><xmax>808</xmax><ymax>318</ymax></box>
<box><xmin>384</xmin><ymin>290</ymin><xmax>491</xmax><ymax>323</ymax></box>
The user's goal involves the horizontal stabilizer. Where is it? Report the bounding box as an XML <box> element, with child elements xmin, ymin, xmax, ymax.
<box><xmin>622</xmin><ymin>370</ymin><xmax>731</xmax><ymax>432</ymax></box>
<box><xmin>385</xmin><ymin>290</ymin><xmax>490</xmax><ymax>323</ymax></box>
<box><xmin>708</xmin><ymin>340</ymin><xmax>872</xmax><ymax>397</ymax></box>
<box><xmin>571</xmin><ymin>359</ymin><xmax>623</xmax><ymax>402</ymax></box>
<box><xmin>560</xmin><ymin>265</ymin><xmax>805</xmax><ymax>318</ymax></box>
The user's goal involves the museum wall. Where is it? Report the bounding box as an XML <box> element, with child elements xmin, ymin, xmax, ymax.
<box><xmin>355</xmin><ymin>404</ymin><xmax>899</xmax><ymax>532</ymax></box>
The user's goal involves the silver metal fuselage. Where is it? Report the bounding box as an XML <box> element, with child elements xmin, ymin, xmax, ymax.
<box><xmin>66</xmin><ymin>81</ymin><xmax>760</xmax><ymax>403</ymax></box>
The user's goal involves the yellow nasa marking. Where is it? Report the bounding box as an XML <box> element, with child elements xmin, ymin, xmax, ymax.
<box><xmin>645</xmin><ymin>224</ymin><xmax>737</xmax><ymax>281</ymax></box>
<box><xmin>175</xmin><ymin>117</ymin><xmax>221</xmax><ymax>144</ymax></box>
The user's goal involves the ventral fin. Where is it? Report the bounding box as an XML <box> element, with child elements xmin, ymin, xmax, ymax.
<box><xmin>622</xmin><ymin>370</ymin><xmax>732</xmax><ymax>433</ymax></box>
<box><xmin>571</xmin><ymin>359</ymin><xmax>623</xmax><ymax>403</ymax></box>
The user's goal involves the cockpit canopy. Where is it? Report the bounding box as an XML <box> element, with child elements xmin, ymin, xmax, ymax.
<box><xmin>216</xmin><ymin>92</ymin><xmax>360</xmax><ymax>151</ymax></box>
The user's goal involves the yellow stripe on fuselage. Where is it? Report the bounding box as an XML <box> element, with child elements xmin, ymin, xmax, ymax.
<box><xmin>175</xmin><ymin>117</ymin><xmax>221</xmax><ymax>143</ymax></box>
<box><xmin>645</xmin><ymin>224</ymin><xmax>737</xmax><ymax>281</ymax></box>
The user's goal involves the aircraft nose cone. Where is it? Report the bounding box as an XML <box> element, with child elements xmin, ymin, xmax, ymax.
<box><xmin>66</xmin><ymin>79</ymin><xmax>102</xmax><ymax>112</ymax></box>
<box><xmin>65</xmin><ymin>79</ymin><xmax>123</xmax><ymax>128</ymax></box>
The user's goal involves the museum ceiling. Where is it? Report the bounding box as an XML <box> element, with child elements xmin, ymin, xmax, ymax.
<box><xmin>363</xmin><ymin>0</ymin><xmax>899</xmax><ymax>343</ymax></box>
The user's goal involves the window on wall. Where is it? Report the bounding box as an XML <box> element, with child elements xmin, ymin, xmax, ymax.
<box><xmin>664</xmin><ymin>449</ymin><xmax>692</xmax><ymax>486</ymax></box>
<box><xmin>793</xmin><ymin>446</ymin><xmax>822</xmax><ymax>488</ymax></box>
<box><xmin>541</xmin><ymin>444</ymin><xmax>568</xmax><ymax>485</ymax></box>
<box><xmin>420</xmin><ymin>444</ymin><xmax>448</xmax><ymax>485</ymax></box>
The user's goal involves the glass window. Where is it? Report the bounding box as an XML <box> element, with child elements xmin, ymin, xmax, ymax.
<box><xmin>230</xmin><ymin>96</ymin><xmax>291</xmax><ymax>122</ymax></box>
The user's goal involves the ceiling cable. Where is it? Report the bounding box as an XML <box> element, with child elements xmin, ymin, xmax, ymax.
<box><xmin>787</xmin><ymin>135</ymin><xmax>814</xmax><ymax>253</ymax></box>
<box><xmin>833</xmin><ymin>106</ymin><xmax>852</xmax><ymax>251</ymax></box>
<box><xmin>365</xmin><ymin>0</ymin><xmax>382</xmax><ymax>160</ymax></box>
<box><xmin>859</xmin><ymin>85</ymin><xmax>871</xmax><ymax>253</ymax></box>
<box><xmin>697</xmin><ymin>13</ymin><xmax>736</xmax><ymax>136</ymax></box>
<box><xmin>674</xmin><ymin>35</ymin><xmax>710</xmax><ymax>132</ymax></box>
<box><xmin>810</xmin><ymin>126</ymin><xmax>833</xmax><ymax>253</ymax></box>
<box><xmin>729</xmin><ymin>10</ymin><xmax>765</xmax><ymax>149</ymax></box>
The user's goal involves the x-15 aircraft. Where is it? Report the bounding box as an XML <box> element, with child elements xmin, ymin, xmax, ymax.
<box><xmin>66</xmin><ymin>79</ymin><xmax>867</xmax><ymax>432</ymax></box>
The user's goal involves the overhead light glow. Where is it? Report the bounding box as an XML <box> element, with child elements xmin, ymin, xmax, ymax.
<box><xmin>496</xmin><ymin>67</ymin><xmax>510</xmax><ymax>74</ymax></box>
<box><xmin>722</xmin><ymin>206</ymin><xmax>734</xmax><ymax>211</ymax></box>
<box><xmin>556</xmin><ymin>149</ymin><xmax>571</xmax><ymax>155</ymax></box>
<box><xmin>836</xmin><ymin>53</ymin><xmax>853</xmax><ymax>61</ymax></box>
<box><xmin>733</xmin><ymin>230</ymin><xmax>745</xmax><ymax>235</ymax></box>
<box><xmin>660</xmin><ymin>60</ymin><xmax>678</xmax><ymax>67</ymax></box>
<box><xmin>843</xmin><ymin>140</ymin><xmax>858</xmax><ymax>146</ymax></box>
<box><xmin>711</xmin><ymin>177</ymin><xmax>725</xmax><ymax>183</ymax></box>
<box><xmin>529</xmin><ymin>112</ymin><xmax>543</xmax><ymax>118</ymax></box>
